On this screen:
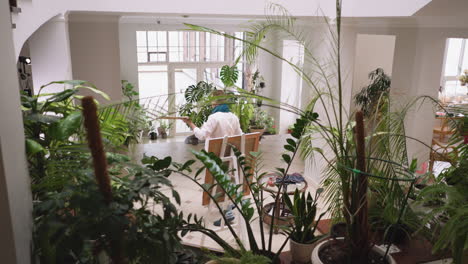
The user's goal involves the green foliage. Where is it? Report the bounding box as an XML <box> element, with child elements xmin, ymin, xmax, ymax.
<box><xmin>418</xmin><ymin>143</ymin><xmax>468</xmax><ymax>264</ymax></box>
<box><xmin>283</xmin><ymin>189</ymin><xmax>325</xmax><ymax>244</ymax></box>
<box><xmin>171</xmin><ymin>111</ymin><xmax>318</xmax><ymax>260</ymax></box>
<box><xmin>228</xmin><ymin>91</ymin><xmax>255</xmax><ymax>133</ymax></box>
<box><xmin>179</xmin><ymin>81</ymin><xmax>216</xmax><ymax>127</ymax></box>
<box><xmin>250</xmin><ymin>108</ymin><xmax>274</xmax><ymax>130</ymax></box>
<box><xmin>120</xmin><ymin>80</ymin><xmax>149</xmax><ymax>145</ymax></box>
<box><xmin>21</xmin><ymin>81</ymin><xmax>105</xmax><ymax>198</ymax></box>
<box><xmin>354</xmin><ymin>68</ymin><xmax>391</xmax><ymax>117</ymax></box>
<box><xmin>121</xmin><ymin>80</ymin><xmax>139</xmax><ymax>101</ymax></box>
<box><xmin>33</xmin><ymin>159</ymin><xmax>184</xmax><ymax>264</ymax></box>
<box><xmin>210</xmin><ymin>251</ymin><xmax>271</xmax><ymax>264</ymax></box>
<box><xmin>220</xmin><ymin>65</ymin><xmax>239</xmax><ymax>88</ymax></box>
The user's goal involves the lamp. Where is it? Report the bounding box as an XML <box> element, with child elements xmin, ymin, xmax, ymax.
<box><xmin>19</xmin><ymin>56</ymin><xmax>31</xmax><ymax>64</ymax></box>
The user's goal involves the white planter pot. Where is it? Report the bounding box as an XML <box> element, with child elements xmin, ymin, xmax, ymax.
<box><xmin>290</xmin><ymin>239</ymin><xmax>316</xmax><ymax>264</ymax></box>
<box><xmin>311</xmin><ymin>237</ymin><xmax>396</xmax><ymax>264</ymax></box>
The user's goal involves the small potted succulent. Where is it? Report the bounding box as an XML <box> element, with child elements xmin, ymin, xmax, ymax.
<box><xmin>458</xmin><ymin>69</ymin><xmax>468</xmax><ymax>86</ymax></box>
<box><xmin>284</xmin><ymin>189</ymin><xmax>326</xmax><ymax>264</ymax></box>
<box><xmin>158</xmin><ymin>121</ymin><xmax>172</xmax><ymax>139</ymax></box>
<box><xmin>148</xmin><ymin>121</ymin><xmax>158</xmax><ymax>140</ymax></box>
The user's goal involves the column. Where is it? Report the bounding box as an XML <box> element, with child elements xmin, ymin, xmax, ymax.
<box><xmin>0</xmin><ymin>0</ymin><xmax>32</xmax><ymax>263</ymax></box>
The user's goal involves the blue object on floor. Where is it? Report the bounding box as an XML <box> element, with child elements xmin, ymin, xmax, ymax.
<box><xmin>213</xmin><ymin>204</ymin><xmax>236</xmax><ymax>226</ymax></box>
<box><xmin>275</xmin><ymin>172</ymin><xmax>305</xmax><ymax>184</ymax></box>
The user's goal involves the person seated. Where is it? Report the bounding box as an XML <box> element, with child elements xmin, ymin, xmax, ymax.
<box><xmin>183</xmin><ymin>90</ymin><xmax>242</xmax><ymax>140</ymax></box>
<box><xmin>183</xmin><ymin>90</ymin><xmax>242</xmax><ymax>226</ymax></box>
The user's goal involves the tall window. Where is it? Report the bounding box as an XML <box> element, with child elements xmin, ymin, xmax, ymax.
<box><xmin>442</xmin><ymin>38</ymin><xmax>468</xmax><ymax>102</ymax></box>
<box><xmin>136</xmin><ymin>31</ymin><xmax>232</xmax><ymax>63</ymax></box>
<box><xmin>136</xmin><ymin>31</ymin><xmax>246</xmax><ymax>135</ymax></box>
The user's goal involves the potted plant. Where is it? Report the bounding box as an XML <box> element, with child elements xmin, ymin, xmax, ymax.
<box><xmin>183</xmin><ymin>2</ymin><xmax>422</xmax><ymax>262</ymax></box>
<box><xmin>418</xmin><ymin>133</ymin><xmax>468</xmax><ymax>264</ymax></box>
<box><xmin>283</xmin><ymin>189</ymin><xmax>326</xmax><ymax>264</ymax></box>
<box><xmin>158</xmin><ymin>121</ymin><xmax>172</xmax><ymax>139</ymax></box>
<box><xmin>31</xmin><ymin>96</ymin><xmax>187</xmax><ymax>263</ymax></box>
<box><xmin>458</xmin><ymin>69</ymin><xmax>468</xmax><ymax>86</ymax></box>
<box><xmin>354</xmin><ymin>68</ymin><xmax>391</xmax><ymax>118</ymax></box>
<box><xmin>148</xmin><ymin>121</ymin><xmax>158</xmax><ymax>140</ymax></box>
<box><xmin>249</xmin><ymin>108</ymin><xmax>273</xmax><ymax>136</ymax></box>
<box><xmin>163</xmin><ymin>111</ymin><xmax>319</xmax><ymax>263</ymax></box>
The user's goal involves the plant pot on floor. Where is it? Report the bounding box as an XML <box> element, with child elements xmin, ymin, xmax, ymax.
<box><xmin>290</xmin><ymin>239</ymin><xmax>317</xmax><ymax>264</ymax></box>
<box><xmin>158</xmin><ymin>127</ymin><xmax>167</xmax><ymax>139</ymax></box>
<box><xmin>262</xmin><ymin>202</ymin><xmax>293</xmax><ymax>228</ymax></box>
<box><xmin>249</xmin><ymin>127</ymin><xmax>266</xmax><ymax>137</ymax></box>
<box><xmin>149</xmin><ymin>131</ymin><xmax>158</xmax><ymax>140</ymax></box>
<box><xmin>311</xmin><ymin>237</ymin><xmax>396</xmax><ymax>264</ymax></box>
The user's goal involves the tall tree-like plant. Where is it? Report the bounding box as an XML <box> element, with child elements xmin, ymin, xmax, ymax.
<box><xmin>354</xmin><ymin>68</ymin><xmax>391</xmax><ymax>117</ymax></box>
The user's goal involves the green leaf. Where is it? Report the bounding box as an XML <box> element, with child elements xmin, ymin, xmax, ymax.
<box><xmin>25</xmin><ymin>139</ymin><xmax>44</xmax><ymax>155</ymax></box>
<box><xmin>291</xmin><ymin>130</ymin><xmax>301</xmax><ymax>139</ymax></box>
<box><xmin>286</xmin><ymin>138</ymin><xmax>296</xmax><ymax>147</ymax></box>
<box><xmin>45</xmin><ymin>89</ymin><xmax>77</xmax><ymax>104</ymax></box>
<box><xmin>78</xmin><ymin>85</ymin><xmax>111</xmax><ymax>101</ymax></box>
<box><xmin>284</xmin><ymin>144</ymin><xmax>295</xmax><ymax>152</ymax></box>
<box><xmin>56</xmin><ymin>111</ymin><xmax>82</xmax><ymax>140</ymax></box>
<box><xmin>282</xmin><ymin>154</ymin><xmax>291</xmax><ymax>163</ymax></box>
<box><xmin>201</xmin><ymin>183</ymin><xmax>214</xmax><ymax>191</ymax></box>
<box><xmin>220</xmin><ymin>65</ymin><xmax>239</xmax><ymax>87</ymax></box>
<box><xmin>180</xmin><ymin>160</ymin><xmax>195</xmax><ymax>172</ymax></box>
<box><xmin>172</xmin><ymin>190</ymin><xmax>181</xmax><ymax>205</ymax></box>
<box><xmin>26</xmin><ymin>113</ymin><xmax>61</xmax><ymax>124</ymax></box>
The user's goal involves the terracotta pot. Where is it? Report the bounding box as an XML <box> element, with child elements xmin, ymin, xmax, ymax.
<box><xmin>262</xmin><ymin>202</ymin><xmax>293</xmax><ymax>228</ymax></box>
<box><xmin>249</xmin><ymin>127</ymin><xmax>266</xmax><ymax>136</ymax></box>
<box><xmin>290</xmin><ymin>239</ymin><xmax>316</xmax><ymax>264</ymax></box>
<box><xmin>311</xmin><ymin>237</ymin><xmax>396</xmax><ymax>264</ymax></box>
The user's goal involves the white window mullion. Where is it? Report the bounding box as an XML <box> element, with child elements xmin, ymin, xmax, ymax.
<box><xmin>458</xmin><ymin>39</ymin><xmax>466</xmax><ymax>76</ymax></box>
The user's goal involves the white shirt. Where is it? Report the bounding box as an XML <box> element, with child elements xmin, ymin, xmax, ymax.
<box><xmin>193</xmin><ymin>112</ymin><xmax>242</xmax><ymax>140</ymax></box>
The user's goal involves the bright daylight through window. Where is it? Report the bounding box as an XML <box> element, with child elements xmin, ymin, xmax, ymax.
<box><xmin>441</xmin><ymin>38</ymin><xmax>468</xmax><ymax>104</ymax></box>
<box><xmin>136</xmin><ymin>31</ymin><xmax>245</xmax><ymax>135</ymax></box>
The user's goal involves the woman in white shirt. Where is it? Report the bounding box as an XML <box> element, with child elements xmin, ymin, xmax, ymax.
<box><xmin>183</xmin><ymin>90</ymin><xmax>242</xmax><ymax>140</ymax></box>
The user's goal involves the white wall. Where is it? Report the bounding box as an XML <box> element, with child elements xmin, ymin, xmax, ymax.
<box><xmin>0</xmin><ymin>0</ymin><xmax>32</xmax><ymax>263</ymax></box>
<box><xmin>279</xmin><ymin>40</ymin><xmax>304</xmax><ymax>133</ymax></box>
<box><xmin>118</xmin><ymin>22</ymin><xmax>139</xmax><ymax>94</ymax></box>
<box><xmin>256</xmin><ymin>31</ymin><xmax>283</xmax><ymax>131</ymax></box>
<box><xmin>69</xmin><ymin>15</ymin><xmax>122</xmax><ymax>102</ymax></box>
<box><xmin>351</xmin><ymin>34</ymin><xmax>396</xmax><ymax>111</ymax></box>
<box><xmin>29</xmin><ymin>15</ymin><xmax>73</xmax><ymax>95</ymax></box>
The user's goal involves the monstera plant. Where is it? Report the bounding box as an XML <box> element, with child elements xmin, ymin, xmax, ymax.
<box><xmin>179</xmin><ymin>81</ymin><xmax>216</xmax><ymax>127</ymax></box>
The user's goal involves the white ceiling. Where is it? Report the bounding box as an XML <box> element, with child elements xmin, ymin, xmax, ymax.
<box><xmin>414</xmin><ymin>0</ymin><xmax>468</xmax><ymax>16</ymax></box>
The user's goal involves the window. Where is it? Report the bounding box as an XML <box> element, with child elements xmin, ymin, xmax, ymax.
<box><xmin>136</xmin><ymin>31</ymin><xmax>231</xmax><ymax>63</ymax></box>
<box><xmin>441</xmin><ymin>38</ymin><xmax>468</xmax><ymax>102</ymax></box>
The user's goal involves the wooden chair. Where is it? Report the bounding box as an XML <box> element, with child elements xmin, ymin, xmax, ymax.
<box><xmin>202</xmin><ymin>132</ymin><xmax>261</xmax><ymax>206</ymax></box>
<box><xmin>433</xmin><ymin>116</ymin><xmax>462</xmax><ymax>141</ymax></box>
<box><xmin>199</xmin><ymin>133</ymin><xmax>260</xmax><ymax>248</ymax></box>
<box><xmin>428</xmin><ymin>139</ymin><xmax>458</xmax><ymax>172</ymax></box>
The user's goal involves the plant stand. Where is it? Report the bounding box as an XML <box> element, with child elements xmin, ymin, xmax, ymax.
<box><xmin>259</xmin><ymin>173</ymin><xmax>308</xmax><ymax>234</ymax></box>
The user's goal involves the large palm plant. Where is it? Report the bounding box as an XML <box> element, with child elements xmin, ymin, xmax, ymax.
<box><xmin>185</xmin><ymin>1</ymin><xmax>432</xmax><ymax>262</ymax></box>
